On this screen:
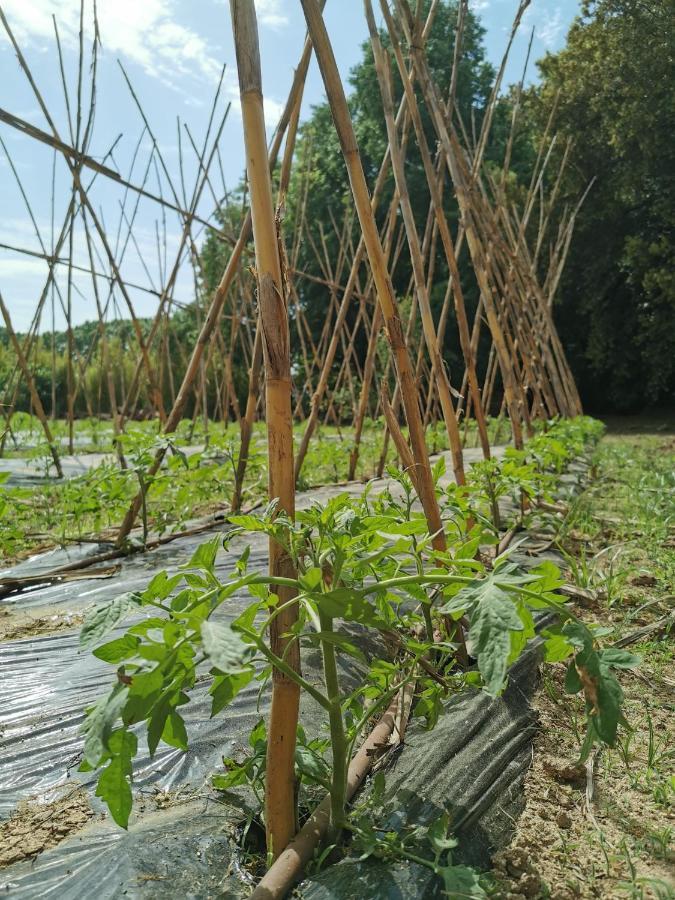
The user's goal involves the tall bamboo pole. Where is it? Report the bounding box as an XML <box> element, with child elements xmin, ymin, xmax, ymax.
<box><xmin>0</xmin><ymin>292</ymin><xmax>63</xmax><ymax>476</ymax></box>
<box><xmin>300</xmin><ymin>0</ymin><xmax>450</xmax><ymax>558</ymax></box>
<box><xmin>366</xmin><ymin>1</ymin><xmax>466</xmax><ymax>485</ymax></box>
<box><xmin>396</xmin><ymin>4</ymin><xmax>525</xmax><ymax>447</ymax></box>
<box><xmin>116</xmin><ymin>21</ymin><xmax>319</xmax><ymax>540</ymax></box>
<box><xmin>230</xmin><ymin>0</ymin><xmax>300</xmax><ymax>859</ymax></box>
<box><xmin>381</xmin><ymin>0</ymin><xmax>491</xmax><ymax>460</ymax></box>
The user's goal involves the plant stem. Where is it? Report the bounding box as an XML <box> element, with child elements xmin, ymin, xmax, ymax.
<box><xmin>318</xmin><ymin>611</ymin><xmax>348</xmax><ymax>832</ymax></box>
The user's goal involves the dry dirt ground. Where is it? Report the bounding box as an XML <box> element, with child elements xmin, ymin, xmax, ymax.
<box><xmin>492</xmin><ymin>432</ymin><xmax>674</xmax><ymax>900</ymax></box>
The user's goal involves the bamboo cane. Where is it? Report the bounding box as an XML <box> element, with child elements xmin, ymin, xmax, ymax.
<box><xmin>381</xmin><ymin>3</ymin><xmax>490</xmax><ymax>458</ymax></box>
<box><xmin>0</xmin><ymin>292</ymin><xmax>63</xmax><ymax>476</ymax></box>
<box><xmin>230</xmin><ymin>0</ymin><xmax>300</xmax><ymax>859</ymax></box>
<box><xmin>300</xmin><ymin>0</ymin><xmax>454</xmax><ymax>571</ymax></box>
<box><xmin>365</xmin><ymin>0</ymin><xmax>466</xmax><ymax>486</ymax></box>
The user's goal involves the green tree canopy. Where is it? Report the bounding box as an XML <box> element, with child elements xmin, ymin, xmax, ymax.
<box><xmin>529</xmin><ymin>0</ymin><xmax>675</xmax><ymax>410</ymax></box>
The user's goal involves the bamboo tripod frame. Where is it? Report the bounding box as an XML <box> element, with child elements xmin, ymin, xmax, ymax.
<box><xmin>0</xmin><ymin>0</ymin><xmax>588</xmax><ymax>545</ymax></box>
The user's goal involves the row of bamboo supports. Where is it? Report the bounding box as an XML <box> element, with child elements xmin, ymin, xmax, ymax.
<box><xmin>0</xmin><ymin>0</ymin><xmax>590</xmax><ymax>873</ymax></box>
<box><xmin>0</xmin><ymin>0</ymin><xmax>585</xmax><ymax>547</ymax></box>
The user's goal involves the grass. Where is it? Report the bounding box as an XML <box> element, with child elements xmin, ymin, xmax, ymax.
<box><xmin>493</xmin><ymin>431</ymin><xmax>675</xmax><ymax>899</ymax></box>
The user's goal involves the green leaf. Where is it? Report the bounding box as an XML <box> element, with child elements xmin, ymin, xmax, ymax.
<box><xmin>95</xmin><ymin>729</ymin><xmax>137</xmax><ymax>828</ymax></box>
<box><xmin>142</xmin><ymin>571</ymin><xmax>183</xmax><ymax>602</ymax></box>
<box><xmin>108</xmin><ymin>729</ymin><xmax>138</xmax><ymax>758</ymax></box>
<box><xmin>81</xmin><ymin>685</ymin><xmax>129</xmax><ymax>766</ymax></box>
<box><xmin>96</xmin><ymin>755</ymin><xmax>132</xmax><ymax>828</ymax></box>
<box><xmin>184</xmin><ymin>535</ymin><xmax>221</xmax><ymax>574</ymax></box>
<box><xmin>93</xmin><ymin>635</ymin><xmax>141</xmax><ymax>663</ymax></box>
<box><xmin>440</xmin><ymin>567</ymin><xmax>526</xmax><ymax>696</ymax></box>
<box><xmin>80</xmin><ymin>593</ymin><xmax>141</xmax><ymax>649</ymax></box>
<box><xmin>161</xmin><ymin>711</ymin><xmax>188</xmax><ymax>750</ymax></box>
<box><xmin>599</xmin><ymin>647</ymin><xmax>641</xmax><ymax>670</ymax></box>
<box><xmin>542</xmin><ymin>629</ymin><xmax>573</xmax><ymax>663</ymax></box>
<box><xmin>228</xmin><ymin>514</ymin><xmax>266</xmax><ymax>532</ymax></box>
<box><xmin>308</xmin><ymin>587</ymin><xmax>387</xmax><ymax>628</ymax></box>
<box><xmin>248</xmin><ymin>717</ymin><xmax>266</xmax><ymax>750</ymax></box>
<box><xmin>593</xmin><ymin>671</ymin><xmax>625</xmax><ymax>746</ymax></box>
<box><xmin>127</xmin><ymin>617</ymin><xmax>169</xmax><ymax>636</ymax></box>
<box><xmin>299</xmin><ymin>566</ymin><xmax>323</xmax><ymax>590</ymax></box>
<box><xmin>437</xmin><ymin>864</ymin><xmax>486</xmax><ymax>898</ymax></box>
<box><xmin>212</xmin><ymin>766</ymin><xmax>248</xmax><ymax>791</ymax></box>
<box><xmin>201</xmin><ymin>620</ymin><xmax>254</xmax><ymax>673</ymax></box>
<box><xmin>210</xmin><ymin>669</ymin><xmax>254</xmax><ymax>717</ymax></box>
<box><xmin>529</xmin><ymin>560</ymin><xmax>564</xmax><ymax>592</ymax></box>
<box><xmin>294</xmin><ymin>744</ymin><xmax>330</xmax><ymax>784</ymax></box>
<box><xmin>124</xmin><ymin>668</ymin><xmax>164</xmax><ymax>724</ymax></box>
<box><xmin>427</xmin><ymin>813</ymin><xmax>458</xmax><ymax>854</ymax></box>
<box><xmin>470</xmin><ymin>592</ymin><xmax>523</xmax><ymax>695</ymax></box>
<box><xmin>147</xmin><ymin>691</ymin><xmax>187</xmax><ymax>756</ymax></box>
<box><xmin>304</xmin><ymin>630</ymin><xmax>367</xmax><ymax>664</ymax></box>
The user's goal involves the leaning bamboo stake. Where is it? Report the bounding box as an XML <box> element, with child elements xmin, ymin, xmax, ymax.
<box><xmin>380</xmin><ymin>2</ymin><xmax>491</xmax><ymax>460</ymax></box>
<box><xmin>0</xmin><ymin>292</ymin><xmax>63</xmax><ymax>477</ymax></box>
<box><xmin>0</xmin><ymin>11</ymin><xmax>167</xmax><ymax>426</ymax></box>
<box><xmin>250</xmin><ymin>694</ymin><xmax>402</xmax><ymax>900</ymax></box>
<box><xmin>293</xmin><ymin>0</ymin><xmax>441</xmax><ymax>482</ymax></box>
<box><xmin>116</xmin><ymin>21</ymin><xmax>318</xmax><ymax>540</ymax></box>
<box><xmin>230</xmin><ymin>0</ymin><xmax>300</xmax><ymax>860</ymax></box>
<box><xmin>300</xmin><ymin>0</ymin><xmax>458</xmax><ymax>582</ymax></box>
<box><xmin>397</xmin><ymin>7</ymin><xmax>525</xmax><ymax>449</ymax></box>
<box><xmin>365</xmin><ymin>0</ymin><xmax>466</xmax><ymax>486</ymax></box>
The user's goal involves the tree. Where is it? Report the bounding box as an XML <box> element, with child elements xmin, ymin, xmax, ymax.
<box><xmin>530</xmin><ymin>0</ymin><xmax>675</xmax><ymax>410</ymax></box>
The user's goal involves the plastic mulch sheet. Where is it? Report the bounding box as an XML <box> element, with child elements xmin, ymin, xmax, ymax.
<box><xmin>0</xmin><ymin>451</ymin><xmax>587</xmax><ymax>898</ymax></box>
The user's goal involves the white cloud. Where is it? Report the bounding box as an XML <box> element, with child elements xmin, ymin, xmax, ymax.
<box><xmin>0</xmin><ymin>0</ymin><xmax>224</xmax><ymax>86</ymax></box>
<box><xmin>256</xmin><ymin>0</ymin><xmax>289</xmax><ymax>30</ymax></box>
<box><xmin>469</xmin><ymin>0</ymin><xmax>490</xmax><ymax>10</ymax></box>
<box><xmin>536</xmin><ymin>8</ymin><xmax>564</xmax><ymax>49</ymax></box>
<box><xmin>0</xmin><ymin>257</ymin><xmax>48</xmax><ymax>278</ymax></box>
<box><xmin>264</xmin><ymin>96</ymin><xmax>284</xmax><ymax>126</ymax></box>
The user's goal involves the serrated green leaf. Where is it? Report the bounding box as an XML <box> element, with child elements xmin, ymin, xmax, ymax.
<box><xmin>93</xmin><ymin>635</ymin><xmax>141</xmax><ymax>663</ymax></box>
<box><xmin>184</xmin><ymin>535</ymin><xmax>221</xmax><ymax>573</ymax></box>
<box><xmin>127</xmin><ymin>617</ymin><xmax>168</xmax><ymax>636</ymax></box>
<box><xmin>212</xmin><ymin>767</ymin><xmax>248</xmax><ymax>790</ymax></box>
<box><xmin>201</xmin><ymin>620</ymin><xmax>253</xmax><ymax>673</ymax></box>
<box><xmin>427</xmin><ymin>813</ymin><xmax>458</xmax><ymax>853</ymax></box>
<box><xmin>441</xmin><ymin>568</ymin><xmax>525</xmax><ymax>696</ymax></box>
<box><xmin>142</xmin><ymin>571</ymin><xmax>183</xmax><ymax>602</ymax></box>
<box><xmin>228</xmin><ymin>514</ymin><xmax>266</xmax><ymax>532</ymax></box>
<box><xmin>599</xmin><ymin>647</ymin><xmax>641</xmax><ymax>670</ymax></box>
<box><xmin>81</xmin><ymin>685</ymin><xmax>129</xmax><ymax>766</ymax></box>
<box><xmin>248</xmin><ymin>717</ymin><xmax>266</xmax><ymax>750</ymax></box>
<box><xmin>308</xmin><ymin>587</ymin><xmax>386</xmax><ymax>628</ymax></box>
<box><xmin>124</xmin><ymin>668</ymin><xmax>164</xmax><ymax>724</ymax></box>
<box><xmin>438</xmin><ymin>864</ymin><xmax>486</xmax><ymax>898</ymax></box>
<box><xmin>295</xmin><ymin>744</ymin><xmax>330</xmax><ymax>784</ymax></box>
<box><xmin>299</xmin><ymin>566</ymin><xmax>323</xmax><ymax>590</ymax></box>
<box><xmin>147</xmin><ymin>696</ymin><xmax>171</xmax><ymax>756</ymax></box>
<box><xmin>303</xmin><ymin>630</ymin><xmax>366</xmax><ymax>663</ymax></box>
<box><xmin>542</xmin><ymin>630</ymin><xmax>573</xmax><ymax>663</ymax></box>
<box><xmin>161</xmin><ymin>711</ymin><xmax>188</xmax><ymax>750</ymax></box>
<box><xmin>470</xmin><ymin>592</ymin><xmax>523</xmax><ymax>695</ymax></box>
<box><xmin>210</xmin><ymin>669</ymin><xmax>254</xmax><ymax>717</ymax></box>
<box><xmin>80</xmin><ymin>593</ymin><xmax>141</xmax><ymax>649</ymax></box>
<box><xmin>96</xmin><ymin>755</ymin><xmax>132</xmax><ymax>828</ymax></box>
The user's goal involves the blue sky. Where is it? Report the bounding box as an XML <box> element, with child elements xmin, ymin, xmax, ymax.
<box><xmin>0</xmin><ymin>0</ymin><xmax>580</xmax><ymax>332</ymax></box>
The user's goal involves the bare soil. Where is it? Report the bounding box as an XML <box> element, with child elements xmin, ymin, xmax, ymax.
<box><xmin>0</xmin><ymin>787</ymin><xmax>94</xmax><ymax>868</ymax></box>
